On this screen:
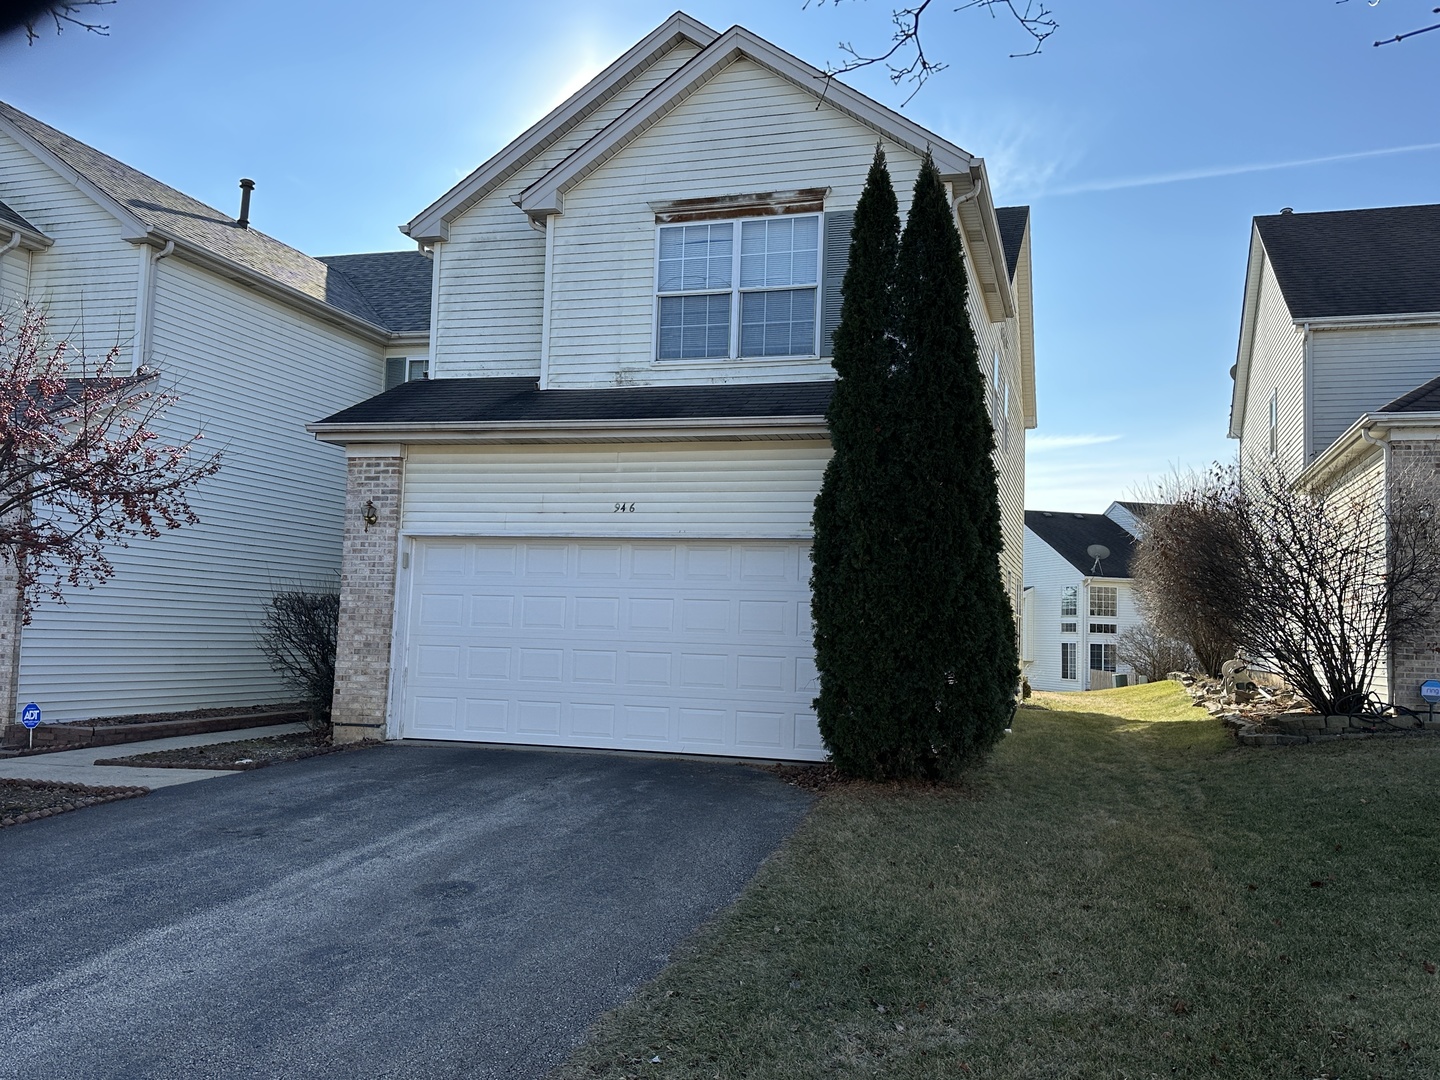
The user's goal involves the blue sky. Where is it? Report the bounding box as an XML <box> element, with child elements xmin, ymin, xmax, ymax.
<box><xmin>2</xmin><ymin>1</ymin><xmax>1436</xmax><ymax>511</ymax></box>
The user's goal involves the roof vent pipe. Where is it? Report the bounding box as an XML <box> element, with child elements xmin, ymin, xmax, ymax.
<box><xmin>238</xmin><ymin>178</ymin><xmax>255</xmax><ymax>229</ymax></box>
<box><xmin>1280</xmin><ymin>207</ymin><xmax>1293</xmax><ymax>214</ymax></box>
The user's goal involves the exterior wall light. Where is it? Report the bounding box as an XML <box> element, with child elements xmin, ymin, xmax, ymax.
<box><xmin>362</xmin><ymin>500</ymin><xmax>379</xmax><ymax>530</ymax></box>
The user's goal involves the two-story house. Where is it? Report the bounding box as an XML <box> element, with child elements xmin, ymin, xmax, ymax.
<box><xmin>1022</xmin><ymin>503</ymin><xmax>1147</xmax><ymax>691</ymax></box>
<box><xmin>311</xmin><ymin>13</ymin><xmax>1037</xmax><ymax>761</ymax></box>
<box><xmin>0</xmin><ymin>102</ymin><xmax>430</xmax><ymax>727</ymax></box>
<box><xmin>1230</xmin><ymin>202</ymin><xmax>1440</xmax><ymax>708</ymax></box>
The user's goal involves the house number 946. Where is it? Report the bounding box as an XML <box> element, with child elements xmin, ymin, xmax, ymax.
<box><xmin>613</xmin><ymin>502</ymin><xmax>637</xmax><ymax>513</ymax></box>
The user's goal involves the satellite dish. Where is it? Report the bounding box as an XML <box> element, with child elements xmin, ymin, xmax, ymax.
<box><xmin>1087</xmin><ymin>543</ymin><xmax>1110</xmax><ymax>572</ymax></box>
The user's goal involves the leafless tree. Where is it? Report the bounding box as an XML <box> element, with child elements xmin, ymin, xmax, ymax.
<box><xmin>1133</xmin><ymin>460</ymin><xmax>1440</xmax><ymax>713</ymax></box>
<box><xmin>1115</xmin><ymin>623</ymin><xmax>1195</xmax><ymax>682</ymax></box>
<box><xmin>808</xmin><ymin>0</ymin><xmax>1056</xmax><ymax>102</ymax></box>
<box><xmin>1339</xmin><ymin>0</ymin><xmax>1440</xmax><ymax>46</ymax></box>
<box><xmin>3</xmin><ymin>1</ymin><xmax>113</xmax><ymax>44</ymax></box>
<box><xmin>258</xmin><ymin>587</ymin><xmax>339</xmax><ymax>733</ymax></box>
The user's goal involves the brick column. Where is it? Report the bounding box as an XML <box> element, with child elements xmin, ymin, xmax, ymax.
<box><xmin>331</xmin><ymin>446</ymin><xmax>404</xmax><ymax>744</ymax></box>
<box><xmin>1386</xmin><ymin>438</ymin><xmax>1440</xmax><ymax>712</ymax></box>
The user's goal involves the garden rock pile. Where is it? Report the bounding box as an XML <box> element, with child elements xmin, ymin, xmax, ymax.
<box><xmin>1166</xmin><ymin>671</ymin><xmax>1440</xmax><ymax>746</ymax></box>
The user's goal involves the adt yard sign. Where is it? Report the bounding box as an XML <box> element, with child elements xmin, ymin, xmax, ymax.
<box><xmin>1421</xmin><ymin>681</ymin><xmax>1440</xmax><ymax>704</ymax></box>
<box><xmin>20</xmin><ymin>702</ymin><xmax>40</xmax><ymax>729</ymax></box>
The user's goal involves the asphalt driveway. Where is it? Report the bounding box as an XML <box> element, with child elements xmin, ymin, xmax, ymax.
<box><xmin>0</xmin><ymin>744</ymin><xmax>814</xmax><ymax>1079</ymax></box>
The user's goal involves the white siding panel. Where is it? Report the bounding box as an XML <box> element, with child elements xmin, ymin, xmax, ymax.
<box><xmin>434</xmin><ymin>41</ymin><xmax>702</xmax><ymax>379</ymax></box>
<box><xmin>17</xmin><ymin>256</ymin><xmax>384</xmax><ymax>721</ymax></box>
<box><xmin>1240</xmin><ymin>256</ymin><xmax>1306</xmax><ymax>473</ymax></box>
<box><xmin>1311</xmin><ymin>324</ymin><xmax>1440</xmax><ymax>456</ymax></box>
<box><xmin>0</xmin><ymin>247</ymin><xmax>29</xmax><ymax>305</ymax></box>
<box><xmin>544</xmin><ymin>58</ymin><xmax>924</xmax><ymax>388</ymax></box>
<box><xmin>403</xmin><ymin>441</ymin><xmax>831</xmax><ymax>539</ymax></box>
<box><xmin>0</xmin><ymin>128</ymin><xmax>138</xmax><ymax>352</ymax></box>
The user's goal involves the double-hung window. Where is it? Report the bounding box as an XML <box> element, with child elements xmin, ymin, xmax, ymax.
<box><xmin>656</xmin><ymin>215</ymin><xmax>820</xmax><ymax>361</ymax></box>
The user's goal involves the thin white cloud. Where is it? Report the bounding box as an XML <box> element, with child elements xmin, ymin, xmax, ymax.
<box><xmin>1027</xmin><ymin>433</ymin><xmax>1123</xmax><ymax>452</ymax></box>
<box><xmin>1043</xmin><ymin>141</ymin><xmax>1440</xmax><ymax>197</ymax></box>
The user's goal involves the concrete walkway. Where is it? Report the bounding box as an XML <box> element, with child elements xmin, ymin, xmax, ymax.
<box><xmin>0</xmin><ymin>722</ymin><xmax>307</xmax><ymax>788</ymax></box>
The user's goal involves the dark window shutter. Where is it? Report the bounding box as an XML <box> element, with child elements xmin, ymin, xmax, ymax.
<box><xmin>384</xmin><ymin>357</ymin><xmax>405</xmax><ymax>390</ymax></box>
<box><xmin>820</xmin><ymin>210</ymin><xmax>854</xmax><ymax>357</ymax></box>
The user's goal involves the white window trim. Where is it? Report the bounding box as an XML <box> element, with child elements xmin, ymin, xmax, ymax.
<box><xmin>652</xmin><ymin>213</ymin><xmax>823</xmax><ymax>363</ymax></box>
<box><xmin>1268</xmin><ymin>388</ymin><xmax>1279</xmax><ymax>459</ymax></box>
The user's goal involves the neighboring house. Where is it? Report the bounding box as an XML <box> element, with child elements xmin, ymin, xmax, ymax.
<box><xmin>1022</xmin><ymin>506</ymin><xmax>1143</xmax><ymax>691</ymax></box>
<box><xmin>0</xmin><ymin>102</ymin><xmax>431</xmax><ymax>725</ymax></box>
<box><xmin>310</xmin><ymin>13</ymin><xmax>1038</xmax><ymax>761</ymax></box>
<box><xmin>1230</xmin><ymin>202</ymin><xmax>1440</xmax><ymax>709</ymax></box>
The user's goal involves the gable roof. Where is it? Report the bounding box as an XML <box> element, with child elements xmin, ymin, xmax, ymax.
<box><xmin>313</xmin><ymin>376</ymin><xmax>833</xmax><ymax>429</ymax></box>
<box><xmin>995</xmin><ymin>206</ymin><xmax>1029</xmax><ymax>282</ymax></box>
<box><xmin>0</xmin><ymin>198</ymin><xmax>41</xmax><ymax>235</ymax></box>
<box><xmin>0</xmin><ymin>101</ymin><xmax>391</xmax><ymax>334</ymax></box>
<box><xmin>1254</xmin><ymin>204</ymin><xmax>1440</xmax><ymax>321</ymax></box>
<box><xmin>1380</xmin><ymin>372</ymin><xmax>1440</xmax><ymax>414</ymax></box>
<box><xmin>1025</xmin><ymin>510</ymin><xmax>1137</xmax><ymax>579</ymax></box>
<box><xmin>404</xmin><ymin>12</ymin><xmax>719</xmax><ymax>242</ymax></box>
<box><xmin>317</xmin><ymin>251</ymin><xmax>432</xmax><ymax>334</ymax></box>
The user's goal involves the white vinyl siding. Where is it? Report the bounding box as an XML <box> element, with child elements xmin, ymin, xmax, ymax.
<box><xmin>16</xmin><ymin>256</ymin><xmax>383</xmax><ymax>721</ymax></box>
<box><xmin>1240</xmin><ymin>254</ymin><xmax>1306</xmax><ymax>474</ymax></box>
<box><xmin>432</xmin><ymin>40</ymin><xmax>701</xmax><ymax>379</ymax></box>
<box><xmin>1310</xmin><ymin>323</ymin><xmax>1440</xmax><ymax>457</ymax></box>
<box><xmin>0</xmin><ymin>245</ymin><xmax>29</xmax><ymax>304</ymax></box>
<box><xmin>542</xmin><ymin>57</ymin><xmax>924</xmax><ymax>388</ymax></box>
<box><xmin>0</xmin><ymin>127</ymin><xmax>139</xmax><ymax>362</ymax></box>
<box><xmin>402</xmin><ymin>441</ymin><xmax>831</xmax><ymax>539</ymax></box>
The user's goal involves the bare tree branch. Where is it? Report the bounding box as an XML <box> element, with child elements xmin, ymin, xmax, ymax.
<box><xmin>14</xmin><ymin>1</ymin><xmax>114</xmax><ymax>45</ymax></box>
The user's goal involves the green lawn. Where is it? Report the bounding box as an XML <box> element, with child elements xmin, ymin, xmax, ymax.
<box><xmin>553</xmin><ymin>681</ymin><xmax>1440</xmax><ymax>1079</ymax></box>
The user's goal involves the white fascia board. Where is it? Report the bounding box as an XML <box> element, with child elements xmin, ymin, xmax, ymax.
<box><xmin>308</xmin><ymin>416</ymin><xmax>830</xmax><ymax>445</ymax></box>
<box><xmin>1228</xmin><ymin>226</ymin><xmax>1268</xmax><ymax>440</ymax></box>
<box><xmin>403</xmin><ymin>12</ymin><xmax>719</xmax><ymax>243</ymax></box>
<box><xmin>386</xmin><ymin>330</ymin><xmax>432</xmax><ymax>350</ymax></box>
<box><xmin>1298</xmin><ymin>410</ymin><xmax>1440</xmax><ymax>485</ymax></box>
<box><xmin>0</xmin><ymin>113</ymin><xmax>151</xmax><ymax>242</ymax></box>
<box><xmin>148</xmin><ymin>231</ymin><xmax>391</xmax><ymax>345</ymax></box>
<box><xmin>1011</xmin><ymin>214</ymin><xmax>1037</xmax><ymax>429</ymax></box>
<box><xmin>969</xmin><ymin>161</ymin><xmax>1016</xmax><ymax>322</ymax></box>
<box><xmin>0</xmin><ymin>222</ymin><xmax>52</xmax><ymax>250</ymax></box>
<box><xmin>519</xmin><ymin>25</ymin><xmax>975</xmax><ymax>219</ymax></box>
<box><xmin>1299</xmin><ymin>311</ymin><xmax>1440</xmax><ymax>329</ymax></box>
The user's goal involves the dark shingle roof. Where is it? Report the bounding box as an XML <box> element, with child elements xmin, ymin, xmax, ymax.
<box><xmin>1025</xmin><ymin>510</ymin><xmax>1137</xmax><ymax>579</ymax></box>
<box><xmin>0</xmin><ymin>101</ymin><xmax>384</xmax><ymax>327</ymax></box>
<box><xmin>317</xmin><ymin>252</ymin><xmax>432</xmax><ymax>334</ymax></box>
<box><xmin>1380</xmin><ymin>373</ymin><xmax>1440</xmax><ymax>413</ymax></box>
<box><xmin>1114</xmin><ymin>500</ymin><xmax>1162</xmax><ymax>517</ymax></box>
<box><xmin>1255</xmin><ymin>204</ymin><xmax>1440</xmax><ymax>320</ymax></box>
<box><xmin>0</xmin><ymin>199</ymin><xmax>42</xmax><ymax>235</ymax></box>
<box><xmin>316</xmin><ymin>378</ymin><xmax>834</xmax><ymax>427</ymax></box>
<box><xmin>995</xmin><ymin>205</ymin><xmax>1029</xmax><ymax>282</ymax></box>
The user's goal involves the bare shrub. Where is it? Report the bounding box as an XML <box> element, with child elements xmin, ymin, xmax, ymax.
<box><xmin>1115</xmin><ymin>624</ymin><xmax>1195</xmax><ymax>682</ymax></box>
<box><xmin>258</xmin><ymin>588</ymin><xmax>339</xmax><ymax>733</ymax></box>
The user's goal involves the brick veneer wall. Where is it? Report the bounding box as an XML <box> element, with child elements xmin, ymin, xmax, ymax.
<box><xmin>331</xmin><ymin>452</ymin><xmax>403</xmax><ymax>743</ymax></box>
<box><xmin>1387</xmin><ymin>437</ymin><xmax>1440</xmax><ymax>712</ymax></box>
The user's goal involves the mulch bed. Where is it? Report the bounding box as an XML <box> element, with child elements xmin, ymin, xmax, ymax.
<box><xmin>94</xmin><ymin>731</ymin><xmax>372</xmax><ymax>771</ymax></box>
<box><xmin>85</xmin><ymin>703</ymin><xmax>306</xmax><ymax>727</ymax></box>
<box><xmin>0</xmin><ymin>778</ymin><xmax>148</xmax><ymax>828</ymax></box>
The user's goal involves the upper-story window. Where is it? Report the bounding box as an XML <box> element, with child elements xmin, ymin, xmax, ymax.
<box><xmin>656</xmin><ymin>215</ymin><xmax>820</xmax><ymax>361</ymax></box>
<box><xmin>384</xmin><ymin>356</ymin><xmax>429</xmax><ymax>390</ymax></box>
<box><xmin>1060</xmin><ymin>585</ymin><xmax>1077</xmax><ymax>618</ymax></box>
<box><xmin>1090</xmin><ymin>585</ymin><xmax>1118</xmax><ymax>618</ymax></box>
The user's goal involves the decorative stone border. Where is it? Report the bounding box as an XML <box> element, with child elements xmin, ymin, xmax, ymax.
<box><xmin>1231</xmin><ymin>713</ymin><xmax>1440</xmax><ymax>746</ymax></box>
<box><xmin>0</xmin><ymin>780</ymin><xmax>149</xmax><ymax>828</ymax></box>
<box><xmin>0</xmin><ymin>709</ymin><xmax>306</xmax><ymax>754</ymax></box>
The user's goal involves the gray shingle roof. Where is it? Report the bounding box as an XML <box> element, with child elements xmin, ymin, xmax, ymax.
<box><xmin>1380</xmin><ymin>373</ymin><xmax>1440</xmax><ymax>413</ymax></box>
<box><xmin>1025</xmin><ymin>510</ymin><xmax>1137</xmax><ymax>579</ymax></box>
<box><xmin>316</xmin><ymin>377</ymin><xmax>834</xmax><ymax>427</ymax></box>
<box><xmin>317</xmin><ymin>252</ymin><xmax>432</xmax><ymax>334</ymax></box>
<box><xmin>0</xmin><ymin>101</ymin><xmax>385</xmax><ymax>328</ymax></box>
<box><xmin>1255</xmin><ymin>204</ymin><xmax>1440</xmax><ymax>320</ymax></box>
<box><xmin>0</xmin><ymin>198</ymin><xmax>43</xmax><ymax>236</ymax></box>
<box><xmin>995</xmin><ymin>205</ymin><xmax>1029</xmax><ymax>282</ymax></box>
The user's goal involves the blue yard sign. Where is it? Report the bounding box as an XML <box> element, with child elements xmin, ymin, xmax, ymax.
<box><xmin>1421</xmin><ymin>681</ymin><xmax>1440</xmax><ymax>704</ymax></box>
<box><xmin>20</xmin><ymin>702</ymin><xmax>41</xmax><ymax>729</ymax></box>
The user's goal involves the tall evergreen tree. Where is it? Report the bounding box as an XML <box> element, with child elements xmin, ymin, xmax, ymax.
<box><xmin>889</xmin><ymin>154</ymin><xmax>1019</xmax><ymax>776</ymax></box>
<box><xmin>810</xmin><ymin>145</ymin><xmax>906</xmax><ymax>775</ymax></box>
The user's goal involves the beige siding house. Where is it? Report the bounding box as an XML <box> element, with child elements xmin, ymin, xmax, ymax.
<box><xmin>0</xmin><ymin>104</ymin><xmax>431</xmax><ymax>725</ymax></box>
<box><xmin>1230</xmin><ymin>203</ymin><xmax>1440</xmax><ymax>709</ymax></box>
<box><xmin>313</xmin><ymin>13</ymin><xmax>1037</xmax><ymax>761</ymax></box>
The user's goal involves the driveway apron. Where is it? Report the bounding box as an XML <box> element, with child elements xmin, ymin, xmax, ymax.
<box><xmin>0</xmin><ymin>744</ymin><xmax>814</xmax><ymax>1080</ymax></box>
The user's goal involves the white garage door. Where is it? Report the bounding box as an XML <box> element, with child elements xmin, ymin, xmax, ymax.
<box><xmin>400</xmin><ymin>539</ymin><xmax>825</xmax><ymax>761</ymax></box>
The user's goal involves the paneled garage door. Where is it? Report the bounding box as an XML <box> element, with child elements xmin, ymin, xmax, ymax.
<box><xmin>400</xmin><ymin>539</ymin><xmax>825</xmax><ymax>760</ymax></box>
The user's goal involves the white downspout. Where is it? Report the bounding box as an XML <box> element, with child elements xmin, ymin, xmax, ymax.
<box><xmin>1359</xmin><ymin>423</ymin><xmax>1391</xmax><ymax>520</ymax></box>
<box><xmin>539</xmin><ymin>217</ymin><xmax>555</xmax><ymax>390</ymax></box>
<box><xmin>0</xmin><ymin>232</ymin><xmax>21</xmax><ymax>257</ymax></box>
<box><xmin>132</xmin><ymin>240</ymin><xmax>174</xmax><ymax>372</ymax></box>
